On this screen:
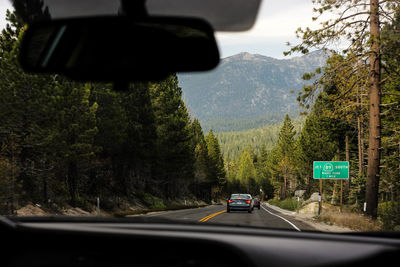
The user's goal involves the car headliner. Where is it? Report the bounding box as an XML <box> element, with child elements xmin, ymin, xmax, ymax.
<box><xmin>10</xmin><ymin>0</ymin><xmax>261</xmax><ymax>31</ymax></box>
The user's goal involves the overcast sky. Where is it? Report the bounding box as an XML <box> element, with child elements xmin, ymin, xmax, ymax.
<box><xmin>216</xmin><ymin>0</ymin><xmax>317</xmax><ymax>58</ymax></box>
<box><xmin>0</xmin><ymin>0</ymin><xmax>11</xmax><ymax>30</ymax></box>
<box><xmin>0</xmin><ymin>0</ymin><xmax>320</xmax><ymax>59</ymax></box>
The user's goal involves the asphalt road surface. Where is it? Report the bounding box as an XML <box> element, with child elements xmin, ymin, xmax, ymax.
<box><xmin>143</xmin><ymin>204</ymin><xmax>316</xmax><ymax>231</ymax></box>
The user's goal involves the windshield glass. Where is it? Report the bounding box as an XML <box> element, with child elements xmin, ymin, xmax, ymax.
<box><xmin>1</xmin><ymin>0</ymin><xmax>399</xmax><ymax>234</ymax></box>
<box><xmin>230</xmin><ymin>194</ymin><xmax>251</xmax><ymax>200</ymax></box>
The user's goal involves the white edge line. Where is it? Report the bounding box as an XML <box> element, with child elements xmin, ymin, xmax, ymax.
<box><xmin>261</xmin><ymin>204</ymin><xmax>301</xmax><ymax>232</ymax></box>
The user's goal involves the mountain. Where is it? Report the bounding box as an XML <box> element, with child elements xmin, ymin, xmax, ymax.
<box><xmin>178</xmin><ymin>50</ymin><xmax>328</xmax><ymax>125</ymax></box>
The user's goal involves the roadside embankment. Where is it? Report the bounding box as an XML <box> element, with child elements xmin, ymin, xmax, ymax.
<box><xmin>267</xmin><ymin>192</ymin><xmax>386</xmax><ymax>232</ymax></box>
<box><xmin>14</xmin><ymin>195</ymin><xmax>210</xmax><ymax>217</ymax></box>
<box><xmin>265</xmin><ymin>200</ymin><xmax>381</xmax><ymax>232</ymax></box>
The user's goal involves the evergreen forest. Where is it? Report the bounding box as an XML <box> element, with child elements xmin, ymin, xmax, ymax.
<box><xmin>0</xmin><ymin>10</ymin><xmax>226</xmax><ymax>214</ymax></box>
<box><xmin>1</xmin><ymin>1</ymin><xmax>400</xmax><ymax>230</ymax></box>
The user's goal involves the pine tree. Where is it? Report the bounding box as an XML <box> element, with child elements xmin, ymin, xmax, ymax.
<box><xmin>117</xmin><ymin>82</ymin><xmax>156</xmax><ymax>195</ymax></box>
<box><xmin>150</xmin><ymin>75</ymin><xmax>195</xmax><ymax>198</ymax></box>
<box><xmin>190</xmin><ymin>119</ymin><xmax>211</xmax><ymax>200</ymax></box>
<box><xmin>378</xmin><ymin>8</ymin><xmax>400</xmax><ymax>227</ymax></box>
<box><xmin>296</xmin><ymin>113</ymin><xmax>337</xmax><ymax>195</ymax></box>
<box><xmin>88</xmin><ymin>84</ymin><xmax>128</xmax><ymax>197</ymax></box>
<box><xmin>205</xmin><ymin>129</ymin><xmax>226</xmax><ymax>199</ymax></box>
<box><xmin>50</xmin><ymin>81</ymin><xmax>99</xmax><ymax>205</ymax></box>
<box><xmin>0</xmin><ymin>12</ymin><xmax>62</xmax><ymax>204</ymax></box>
<box><xmin>0</xmin><ymin>133</ymin><xmax>21</xmax><ymax>214</ymax></box>
<box><xmin>276</xmin><ymin>115</ymin><xmax>296</xmax><ymax>199</ymax></box>
<box><xmin>237</xmin><ymin>150</ymin><xmax>257</xmax><ymax>193</ymax></box>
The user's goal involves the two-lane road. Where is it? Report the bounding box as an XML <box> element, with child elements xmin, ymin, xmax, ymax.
<box><xmin>143</xmin><ymin>204</ymin><xmax>316</xmax><ymax>231</ymax></box>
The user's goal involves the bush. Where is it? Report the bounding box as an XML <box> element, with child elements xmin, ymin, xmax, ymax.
<box><xmin>378</xmin><ymin>201</ymin><xmax>400</xmax><ymax>230</ymax></box>
<box><xmin>137</xmin><ymin>192</ymin><xmax>166</xmax><ymax>209</ymax></box>
<box><xmin>268</xmin><ymin>198</ymin><xmax>300</xmax><ymax>211</ymax></box>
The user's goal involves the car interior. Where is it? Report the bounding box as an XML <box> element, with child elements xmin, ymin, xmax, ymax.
<box><xmin>2</xmin><ymin>215</ymin><xmax>400</xmax><ymax>267</ymax></box>
<box><xmin>1</xmin><ymin>0</ymin><xmax>400</xmax><ymax>266</ymax></box>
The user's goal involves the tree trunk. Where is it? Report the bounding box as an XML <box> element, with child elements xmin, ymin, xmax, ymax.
<box><xmin>358</xmin><ymin>116</ymin><xmax>364</xmax><ymax>176</ymax></box>
<box><xmin>366</xmin><ymin>0</ymin><xmax>381</xmax><ymax>219</ymax></box>
<box><xmin>345</xmin><ymin>135</ymin><xmax>350</xmax><ymax>202</ymax></box>
<box><xmin>331</xmin><ymin>181</ymin><xmax>337</xmax><ymax>204</ymax></box>
<box><xmin>332</xmin><ymin>146</ymin><xmax>341</xmax><ymax>204</ymax></box>
<box><xmin>68</xmin><ymin>161</ymin><xmax>78</xmax><ymax>206</ymax></box>
<box><xmin>10</xmin><ymin>160</ymin><xmax>15</xmax><ymax>215</ymax></box>
<box><xmin>345</xmin><ymin>135</ymin><xmax>349</xmax><ymax>163</ymax></box>
<box><xmin>42</xmin><ymin>175</ymin><xmax>48</xmax><ymax>203</ymax></box>
<box><xmin>283</xmin><ymin>169</ymin><xmax>287</xmax><ymax>199</ymax></box>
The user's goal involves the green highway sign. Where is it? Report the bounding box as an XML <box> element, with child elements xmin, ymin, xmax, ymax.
<box><xmin>313</xmin><ymin>161</ymin><xmax>349</xmax><ymax>179</ymax></box>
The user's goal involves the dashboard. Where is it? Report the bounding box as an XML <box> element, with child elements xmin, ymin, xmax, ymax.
<box><xmin>1</xmin><ymin>217</ymin><xmax>399</xmax><ymax>267</ymax></box>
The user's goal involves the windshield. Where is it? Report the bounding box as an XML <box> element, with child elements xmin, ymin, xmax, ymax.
<box><xmin>230</xmin><ymin>194</ymin><xmax>251</xmax><ymax>200</ymax></box>
<box><xmin>0</xmin><ymin>0</ymin><xmax>399</xmax><ymax>234</ymax></box>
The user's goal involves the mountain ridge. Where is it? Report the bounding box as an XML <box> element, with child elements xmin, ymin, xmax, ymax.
<box><xmin>178</xmin><ymin>50</ymin><xmax>328</xmax><ymax>125</ymax></box>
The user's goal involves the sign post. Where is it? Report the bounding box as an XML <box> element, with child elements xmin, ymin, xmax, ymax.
<box><xmin>340</xmin><ymin>180</ymin><xmax>343</xmax><ymax>212</ymax></box>
<box><xmin>318</xmin><ymin>179</ymin><xmax>322</xmax><ymax>216</ymax></box>
<box><xmin>96</xmin><ymin>197</ymin><xmax>100</xmax><ymax>216</ymax></box>
<box><xmin>313</xmin><ymin>161</ymin><xmax>349</xmax><ymax>215</ymax></box>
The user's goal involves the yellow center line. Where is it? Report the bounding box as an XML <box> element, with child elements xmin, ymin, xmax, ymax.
<box><xmin>199</xmin><ymin>210</ymin><xmax>226</xmax><ymax>222</ymax></box>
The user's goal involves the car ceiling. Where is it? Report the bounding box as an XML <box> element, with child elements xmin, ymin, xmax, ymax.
<box><xmin>10</xmin><ymin>0</ymin><xmax>261</xmax><ymax>31</ymax></box>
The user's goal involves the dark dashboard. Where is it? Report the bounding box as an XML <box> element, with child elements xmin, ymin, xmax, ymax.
<box><xmin>1</xmin><ymin>217</ymin><xmax>399</xmax><ymax>267</ymax></box>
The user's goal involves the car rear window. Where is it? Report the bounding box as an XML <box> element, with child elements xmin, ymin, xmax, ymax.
<box><xmin>230</xmin><ymin>194</ymin><xmax>250</xmax><ymax>200</ymax></box>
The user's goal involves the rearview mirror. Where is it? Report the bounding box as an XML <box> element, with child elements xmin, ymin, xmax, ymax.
<box><xmin>19</xmin><ymin>16</ymin><xmax>220</xmax><ymax>82</ymax></box>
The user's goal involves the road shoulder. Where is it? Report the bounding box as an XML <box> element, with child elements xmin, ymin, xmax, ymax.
<box><xmin>264</xmin><ymin>202</ymin><xmax>355</xmax><ymax>233</ymax></box>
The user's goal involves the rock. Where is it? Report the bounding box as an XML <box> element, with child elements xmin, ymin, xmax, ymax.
<box><xmin>299</xmin><ymin>202</ymin><xmax>339</xmax><ymax>215</ymax></box>
<box><xmin>294</xmin><ymin>190</ymin><xmax>306</xmax><ymax>198</ymax></box>
<box><xmin>303</xmin><ymin>192</ymin><xmax>327</xmax><ymax>205</ymax></box>
<box><xmin>299</xmin><ymin>202</ymin><xmax>319</xmax><ymax>214</ymax></box>
<box><xmin>307</xmin><ymin>192</ymin><xmax>320</xmax><ymax>202</ymax></box>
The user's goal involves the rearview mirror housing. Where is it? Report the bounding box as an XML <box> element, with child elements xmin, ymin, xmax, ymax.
<box><xmin>19</xmin><ymin>16</ymin><xmax>220</xmax><ymax>82</ymax></box>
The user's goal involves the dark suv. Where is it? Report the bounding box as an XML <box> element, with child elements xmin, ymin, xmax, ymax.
<box><xmin>253</xmin><ymin>197</ymin><xmax>261</xmax><ymax>209</ymax></box>
<box><xmin>227</xmin><ymin>194</ymin><xmax>254</xmax><ymax>213</ymax></box>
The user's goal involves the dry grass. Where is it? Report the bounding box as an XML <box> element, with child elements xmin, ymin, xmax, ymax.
<box><xmin>317</xmin><ymin>211</ymin><xmax>382</xmax><ymax>231</ymax></box>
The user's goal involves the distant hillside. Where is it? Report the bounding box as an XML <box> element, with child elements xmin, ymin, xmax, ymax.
<box><xmin>201</xmin><ymin>112</ymin><xmax>299</xmax><ymax>133</ymax></box>
<box><xmin>216</xmin><ymin>117</ymin><xmax>304</xmax><ymax>161</ymax></box>
<box><xmin>179</xmin><ymin>50</ymin><xmax>327</xmax><ymax>124</ymax></box>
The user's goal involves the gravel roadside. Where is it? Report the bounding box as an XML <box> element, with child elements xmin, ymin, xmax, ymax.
<box><xmin>264</xmin><ymin>202</ymin><xmax>355</xmax><ymax>233</ymax></box>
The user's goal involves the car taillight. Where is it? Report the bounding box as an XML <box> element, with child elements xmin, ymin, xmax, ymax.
<box><xmin>228</xmin><ymin>200</ymin><xmax>234</xmax><ymax>203</ymax></box>
<box><xmin>244</xmin><ymin>200</ymin><xmax>251</xmax><ymax>204</ymax></box>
